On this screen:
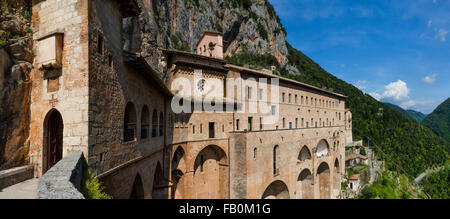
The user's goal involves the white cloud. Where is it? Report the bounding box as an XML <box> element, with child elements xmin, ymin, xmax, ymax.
<box><xmin>369</xmin><ymin>92</ymin><xmax>382</xmax><ymax>101</ymax></box>
<box><xmin>369</xmin><ymin>80</ymin><xmax>434</xmax><ymax>112</ymax></box>
<box><xmin>355</xmin><ymin>80</ymin><xmax>367</xmax><ymax>89</ymax></box>
<box><xmin>381</xmin><ymin>80</ymin><xmax>410</xmax><ymax>101</ymax></box>
<box><xmin>422</xmin><ymin>74</ymin><xmax>438</xmax><ymax>84</ymax></box>
<box><xmin>438</xmin><ymin>28</ymin><xmax>448</xmax><ymax>41</ymax></box>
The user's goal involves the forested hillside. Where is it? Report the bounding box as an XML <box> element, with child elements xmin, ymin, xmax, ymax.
<box><xmin>421</xmin><ymin>164</ymin><xmax>450</xmax><ymax>199</ymax></box>
<box><xmin>422</xmin><ymin>98</ymin><xmax>450</xmax><ymax>142</ymax></box>
<box><xmin>385</xmin><ymin>103</ymin><xmax>427</xmax><ymax>122</ymax></box>
<box><xmin>284</xmin><ymin>43</ymin><xmax>449</xmax><ymax>177</ymax></box>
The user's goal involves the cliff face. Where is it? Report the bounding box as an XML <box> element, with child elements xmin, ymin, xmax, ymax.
<box><xmin>136</xmin><ymin>0</ymin><xmax>300</xmax><ymax>74</ymax></box>
<box><xmin>0</xmin><ymin>0</ymin><xmax>33</xmax><ymax>170</ymax></box>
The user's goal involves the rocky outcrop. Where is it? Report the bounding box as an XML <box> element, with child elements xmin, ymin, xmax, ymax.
<box><xmin>0</xmin><ymin>0</ymin><xmax>32</xmax><ymax>170</ymax></box>
<box><xmin>135</xmin><ymin>0</ymin><xmax>300</xmax><ymax>74</ymax></box>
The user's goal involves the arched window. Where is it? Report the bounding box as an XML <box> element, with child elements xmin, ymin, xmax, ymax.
<box><xmin>124</xmin><ymin>102</ymin><xmax>137</xmax><ymax>142</ymax></box>
<box><xmin>159</xmin><ymin>113</ymin><xmax>164</xmax><ymax>136</ymax></box>
<box><xmin>141</xmin><ymin>105</ymin><xmax>150</xmax><ymax>139</ymax></box>
<box><xmin>152</xmin><ymin>110</ymin><xmax>158</xmax><ymax>137</ymax></box>
<box><xmin>273</xmin><ymin>145</ymin><xmax>280</xmax><ymax>176</ymax></box>
<box><xmin>298</xmin><ymin>146</ymin><xmax>311</xmax><ymax>161</ymax></box>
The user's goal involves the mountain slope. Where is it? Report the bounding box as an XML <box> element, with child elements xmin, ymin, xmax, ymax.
<box><xmin>384</xmin><ymin>103</ymin><xmax>427</xmax><ymax>122</ymax></box>
<box><xmin>422</xmin><ymin>98</ymin><xmax>450</xmax><ymax>142</ymax></box>
<box><xmin>283</xmin><ymin>43</ymin><xmax>449</xmax><ymax>177</ymax></box>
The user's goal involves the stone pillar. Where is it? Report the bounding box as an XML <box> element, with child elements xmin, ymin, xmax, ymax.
<box><xmin>229</xmin><ymin>133</ymin><xmax>247</xmax><ymax>199</ymax></box>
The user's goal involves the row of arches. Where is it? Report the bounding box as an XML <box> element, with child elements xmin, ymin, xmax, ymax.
<box><xmin>272</xmin><ymin>139</ymin><xmax>336</xmax><ymax>177</ymax></box>
<box><xmin>124</xmin><ymin>102</ymin><xmax>164</xmax><ymax>142</ymax></box>
<box><xmin>129</xmin><ymin>162</ymin><xmax>165</xmax><ymax>199</ymax></box>
<box><xmin>263</xmin><ymin>159</ymin><xmax>340</xmax><ymax>199</ymax></box>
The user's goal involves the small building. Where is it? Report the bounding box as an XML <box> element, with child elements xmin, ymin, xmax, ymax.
<box><xmin>345</xmin><ymin>153</ymin><xmax>368</xmax><ymax>167</ymax></box>
<box><xmin>348</xmin><ymin>174</ymin><xmax>361</xmax><ymax>192</ymax></box>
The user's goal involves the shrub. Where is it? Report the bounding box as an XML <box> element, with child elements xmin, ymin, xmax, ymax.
<box><xmin>81</xmin><ymin>169</ymin><xmax>113</xmax><ymax>199</ymax></box>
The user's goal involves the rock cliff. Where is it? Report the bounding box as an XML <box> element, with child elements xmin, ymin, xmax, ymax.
<box><xmin>136</xmin><ymin>0</ymin><xmax>300</xmax><ymax>75</ymax></box>
<box><xmin>0</xmin><ymin>0</ymin><xmax>32</xmax><ymax>170</ymax></box>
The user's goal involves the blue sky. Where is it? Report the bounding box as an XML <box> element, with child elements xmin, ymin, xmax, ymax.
<box><xmin>269</xmin><ymin>0</ymin><xmax>450</xmax><ymax>114</ymax></box>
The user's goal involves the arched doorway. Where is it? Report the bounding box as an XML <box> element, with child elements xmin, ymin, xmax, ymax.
<box><xmin>130</xmin><ymin>174</ymin><xmax>144</xmax><ymax>199</ymax></box>
<box><xmin>193</xmin><ymin>145</ymin><xmax>228</xmax><ymax>199</ymax></box>
<box><xmin>317</xmin><ymin>162</ymin><xmax>331</xmax><ymax>199</ymax></box>
<box><xmin>171</xmin><ymin>147</ymin><xmax>186</xmax><ymax>199</ymax></box>
<box><xmin>296</xmin><ymin>169</ymin><xmax>314</xmax><ymax>199</ymax></box>
<box><xmin>333</xmin><ymin>159</ymin><xmax>340</xmax><ymax>197</ymax></box>
<box><xmin>152</xmin><ymin>162</ymin><xmax>165</xmax><ymax>199</ymax></box>
<box><xmin>43</xmin><ymin>109</ymin><xmax>64</xmax><ymax>173</ymax></box>
<box><xmin>262</xmin><ymin>180</ymin><xmax>290</xmax><ymax>199</ymax></box>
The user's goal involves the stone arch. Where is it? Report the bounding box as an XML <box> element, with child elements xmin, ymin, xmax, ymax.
<box><xmin>316</xmin><ymin>139</ymin><xmax>330</xmax><ymax>157</ymax></box>
<box><xmin>296</xmin><ymin>169</ymin><xmax>314</xmax><ymax>199</ymax></box>
<box><xmin>43</xmin><ymin>109</ymin><xmax>64</xmax><ymax>173</ymax></box>
<box><xmin>262</xmin><ymin>180</ymin><xmax>290</xmax><ymax>199</ymax></box>
<box><xmin>140</xmin><ymin>105</ymin><xmax>150</xmax><ymax>139</ymax></box>
<box><xmin>317</xmin><ymin>162</ymin><xmax>331</xmax><ymax>199</ymax></box>
<box><xmin>171</xmin><ymin>146</ymin><xmax>186</xmax><ymax>199</ymax></box>
<box><xmin>298</xmin><ymin>145</ymin><xmax>312</xmax><ymax>162</ymax></box>
<box><xmin>193</xmin><ymin>145</ymin><xmax>228</xmax><ymax>199</ymax></box>
<box><xmin>130</xmin><ymin>173</ymin><xmax>144</xmax><ymax>199</ymax></box>
<box><xmin>152</xmin><ymin>162</ymin><xmax>165</xmax><ymax>199</ymax></box>
<box><xmin>333</xmin><ymin>158</ymin><xmax>340</xmax><ymax>196</ymax></box>
<box><xmin>124</xmin><ymin>102</ymin><xmax>137</xmax><ymax>142</ymax></box>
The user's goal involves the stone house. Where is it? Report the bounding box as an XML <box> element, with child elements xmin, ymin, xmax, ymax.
<box><xmin>28</xmin><ymin>0</ymin><xmax>353</xmax><ymax>199</ymax></box>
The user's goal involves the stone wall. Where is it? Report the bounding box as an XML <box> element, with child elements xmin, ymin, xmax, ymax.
<box><xmin>0</xmin><ymin>165</ymin><xmax>33</xmax><ymax>189</ymax></box>
<box><xmin>38</xmin><ymin>152</ymin><xmax>85</xmax><ymax>199</ymax></box>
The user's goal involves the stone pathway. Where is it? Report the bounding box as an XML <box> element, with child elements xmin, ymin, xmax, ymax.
<box><xmin>0</xmin><ymin>178</ymin><xmax>38</xmax><ymax>199</ymax></box>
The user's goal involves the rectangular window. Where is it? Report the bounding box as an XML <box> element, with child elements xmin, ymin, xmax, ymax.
<box><xmin>236</xmin><ymin>119</ymin><xmax>240</xmax><ymax>131</ymax></box>
<box><xmin>98</xmin><ymin>34</ymin><xmax>104</xmax><ymax>55</ymax></box>
<box><xmin>295</xmin><ymin>118</ymin><xmax>298</xmax><ymax>128</ymax></box>
<box><xmin>289</xmin><ymin>94</ymin><xmax>291</xmax><ymax>103</ymax></box>
<box><xmin>271</xmin><ymin>106</ymin><xmax>276</xmax><ymax>115</ymax></box>
<box><xmin>259</xmin><ymin>88</ymin><xmax>263</xmax><ymax>100</ymax></box>
<box><xmin>260</xmin><ymin>117</ymin><xmax>263</xmax><ymax>130</ymax></box>
<box><xmin>302</xmin><ymin>118</ymin><xmax>304</xmax><ymax>128</ymax></box>
<box><xmin>193</xmin><ymin>125</ymin><xmax>195</xmax><ymax>134</ymax></box>
<box><xmin>200</xmin><ymin>124</ymin><xmax>203</xmax><ymax>133</ymax></box>
<box><xmin>209</xmin><ymin>122</ymin><xmax>215</xmax><ymax>139</ymax></box>
<box><xmin>289</xmin><ymin>122</ymin><xmax>292</xmax><ymax>129</ymax></box>
<box><xmin>295</xmin><ymin>95</ymin><xmax>298</xmax><ymax>104</ymax></box>
<box><xmin>306</xmin><ymin>122</ymin><xmax>309</xmax><ymax>128</ymax></box>
<box><xmin>248</xmin><ymin>117</ymin><xmax>253</xmax><ymax>131</ymax></box>
<box><xmin>283</xmin><ymin>118</ymin><xmax>286</xmax><ymax>128</ymax></box>
<box><xmin>248</xmin><ymin>87</ymin><xmax>252</xmax><ymax>99</ymax></box>
<box><xmin>282</xmin><ymin>93</ymin><xmax>285</xmax><ymax>102</ymax></box>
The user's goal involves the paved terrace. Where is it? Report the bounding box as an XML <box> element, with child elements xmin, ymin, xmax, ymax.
<box><xmin>0</xmin><ymin>178</ymin><xmax>38</xmax><ymax>199</ymax></box>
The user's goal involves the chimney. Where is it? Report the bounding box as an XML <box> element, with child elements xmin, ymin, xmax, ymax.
<box><xmin>196</xmin><ymin>31</ymin><xmax>223</xmax><ymax>59</ymax></box>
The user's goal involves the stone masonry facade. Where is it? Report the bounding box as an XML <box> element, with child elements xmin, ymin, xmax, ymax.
<box><xmin>28</xmin><ymin>0</ymin><xmax>352</xmax><ymax>199</ymax></box>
